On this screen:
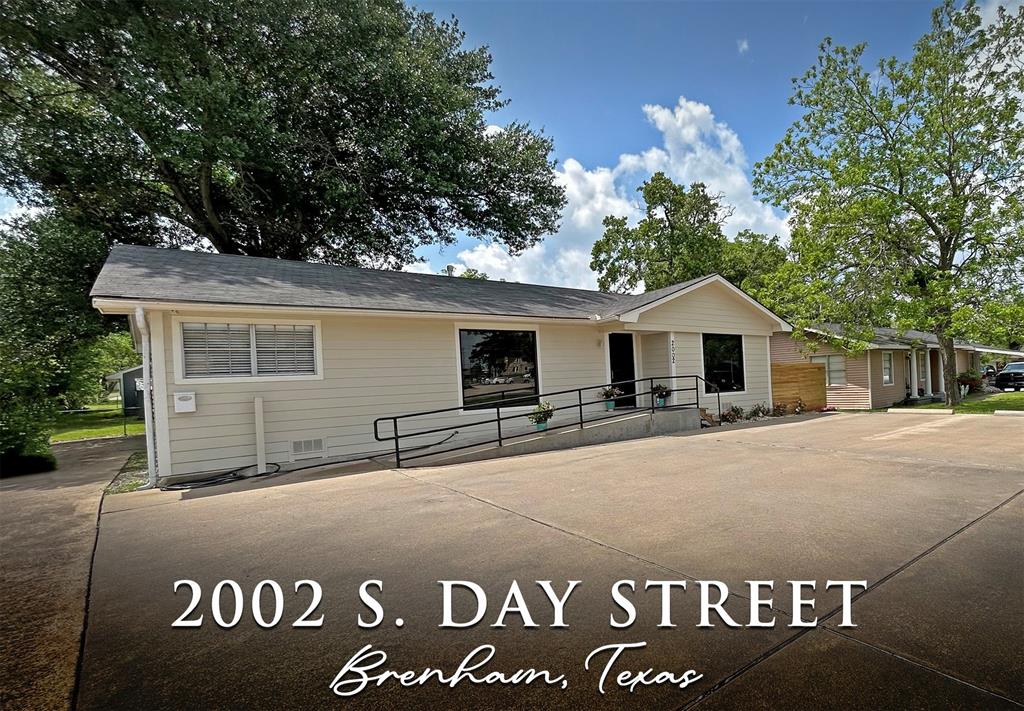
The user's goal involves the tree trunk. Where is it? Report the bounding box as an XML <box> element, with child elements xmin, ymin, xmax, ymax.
<box><xmin>938</xmin><ymin>333</ymin><xmax>960</xmax><ymax>406</ymax></box>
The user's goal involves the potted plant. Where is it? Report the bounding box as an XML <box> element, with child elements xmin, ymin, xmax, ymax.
<box><xmin>597</xmin><ymin>386</ymin><xmax>623</xmax><ymax>411</ymax></box>
<box><xmin>528</xmin><ymin>401</ymin><xmax>555</xmax><ymax>431</ymax></box>
<box><xmin>651</xmin><ymin>384</ymin><xmax>670</xmax><ymax>407</ymax></box>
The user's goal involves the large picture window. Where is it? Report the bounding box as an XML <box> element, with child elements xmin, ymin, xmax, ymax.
<box><xmin>181</xmin><ymin>322</ymin><xmax>316</xmax><ymax>378</ymax></box>
<box><xmin>459</xmin><ymin>329</ymin><xmax>538</xmax><ymax>408</ymax></box>
<box><xmin>702</xmin><ymin>333</ymin><xmax>745</xmax><ymax>393</ymax></box>
<box><xmin>811</xmin><ymin>354</ymin><xmax>847</xmax><ymax>386</ymax></box>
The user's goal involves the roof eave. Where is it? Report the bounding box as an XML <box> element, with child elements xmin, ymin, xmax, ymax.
<box><xmin>91</xmin><ymin>296</ymin><xmax>595</xmax><ymax>324</ymax></box>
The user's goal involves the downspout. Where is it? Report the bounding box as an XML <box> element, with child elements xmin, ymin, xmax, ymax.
<box><xmin>134</xmin><ymin>307</ymin><xmax>158</xmax><ymax>489</ymax></box>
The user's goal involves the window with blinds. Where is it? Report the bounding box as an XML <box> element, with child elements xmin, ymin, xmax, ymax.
<box><xmin>254</xmin><ymin>324</ymin><xmax>316</xmax><ymax>375</ymax></box>
<box><xmin>181</xmin><ymin>322</ymin><xmax>316</xmax><ymax>378</ymax></box>
<box><xmin>182</xmin><ymin>323</ymin><xmax>252</xmax><ymax>377</ymax></box>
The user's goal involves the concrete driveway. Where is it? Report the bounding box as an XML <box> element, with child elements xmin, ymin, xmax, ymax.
<box><xmin>0</xmin><ymin>437</ymin><xmax>143</xmax><ymax>711</ymax></box>
<box><xmin>78</xmin><ymin>414</ymin><xmax>1022</xmax><ymax>709</ymax></box>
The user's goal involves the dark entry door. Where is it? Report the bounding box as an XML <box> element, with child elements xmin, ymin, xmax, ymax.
<box><xmin>608</xmin><ymin>333</ymin><xmax>637</xmax><ymax>407</ymax></box>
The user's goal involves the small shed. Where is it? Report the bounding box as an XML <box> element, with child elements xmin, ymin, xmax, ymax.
<box><xmin>105</xmin><ymin>365</ymin><xmax>144</xmax><ymax>413</ymax></box>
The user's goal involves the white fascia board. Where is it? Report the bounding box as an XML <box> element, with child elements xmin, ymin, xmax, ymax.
<box><xmin>970</xmin><ymin>346</ymin><xmax>1024</xmax><ymax>357</ymax></box>
<box><xmin>91</xmin><ymin>297</ymin><xmax>591</xmax><ymax>325</ymax></box>
<box><xmin>614</xmin><ymin>275</ymin><xmax>792</xmax><ymax>331</ymax></box>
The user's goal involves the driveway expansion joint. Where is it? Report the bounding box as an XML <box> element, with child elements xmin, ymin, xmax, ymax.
<box><xmin>683</xmin><ymin>486</ymin><xmax>1024</xmax><ymax>708</ymax></box>
<box><xmin>823</xmin><ymin>627</ymin><xmax>1024</xmax><ymax>707</ymax></box>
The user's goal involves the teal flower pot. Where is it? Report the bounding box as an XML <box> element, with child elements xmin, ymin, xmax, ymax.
<box><xmin>535</xmin><ymin>421</ymin><xmax>548</xmax><ymax>431</ymax></box>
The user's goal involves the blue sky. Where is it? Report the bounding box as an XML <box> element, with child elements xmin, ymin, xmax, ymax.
<box><xmin>407</xmin><ymin>0</ymin><xmax>958</xmax><ymax>287</ymax></box>
<box><xmin>3</xmin><ymin>0</ymin><xmax>1015</xmax><ymax>288</ymax></box>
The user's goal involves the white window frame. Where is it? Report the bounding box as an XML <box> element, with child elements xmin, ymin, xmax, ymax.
<box><xmin>172</xmin><ymin>316</ymin><xmax>324</xmax><ymax>385</ymax></box>
<box><xmin>881</xmin><ymin>351</ymin><xmax>895</xmax><ymax>386</ymax></box>
<box><xmin>453</xmin><ymin>322</ymin><xmax>542</xmax><ymax>413</ymax></box>
<box><xmin>811</xmin><ymin>354</ymin><xmax>847</xmax><ymax>387</ymax></box>
<box><xmin>699</xmin><ymin>332</ymin><xmax>748</xmax><ymax>395</ymax></box>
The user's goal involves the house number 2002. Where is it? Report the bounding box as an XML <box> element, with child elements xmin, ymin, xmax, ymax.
<box><xmin>172</xmin><ymin>579</ymin><xmax>324</xmax><ymax>628</ymax></box>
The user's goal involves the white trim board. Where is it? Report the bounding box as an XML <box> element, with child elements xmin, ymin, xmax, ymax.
<box><xmin>170</xmin><ymin>315</ymin><xmax>325</xmax><ymax>386</ymax></box>
<box><xmin>452</xmin><ymin>322</ymin><xmax>542</xmax><ymax>414</ymax></box>
<box><xmin>698</xmin><ymin>331</ymin><xmax>750</xmax><ymax>397</ymax></box>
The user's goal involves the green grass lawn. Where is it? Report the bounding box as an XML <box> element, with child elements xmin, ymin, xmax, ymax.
<box><xmin>899</xmin><ymin>391</ymin><xmax>1024</xmax><ymax>414</ymax></box>
<box><xmin>50</xmin><ymin>403</ymin><xmax>146</xmax><ymax>443</ymax></box>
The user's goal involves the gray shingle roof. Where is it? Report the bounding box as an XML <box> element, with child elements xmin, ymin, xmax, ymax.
<box><xmin>812</xmin><ymin>322</ymin><xmax>1020</xmax><ymax>354</ymax></box>
<box><xmin>91</xmin><ymin>246</ymin><xmax>716</xmax><ymax>320</ymax></box>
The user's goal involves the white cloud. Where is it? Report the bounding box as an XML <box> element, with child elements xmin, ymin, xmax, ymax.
<box><xmin>979</xmin><ymin>0</ymin><xmax>1022</xmax><ymax>25</ymax></box>
<box><xmin>629</xmin><ymin>98</ymin><xmax>789</xmax><ymax>237</ymax></box>
<box><xmin>423</xmin><ymin>96</ymin><xmax>788</xmax><ymax>290</ymax></box>
<box><xmin>455</xmin><ymin>242</ymin><xmax>598</xmax><ymax>289</ymax></box>
<box><xmin>402</xmin><ymin>261</ymin><xmax>438</xmax><ymax>275</ymax></box>
<box><xmin>737</xmin><ymin>38</ymin><xmax>750</xmax><ymax>55</ymax></box>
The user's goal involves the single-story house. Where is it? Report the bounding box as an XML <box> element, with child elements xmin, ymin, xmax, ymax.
<box><xmin>771</xmin><ymin>325</ymin><xmax>1023</xmax><ymax>410</ymax></box>
<box><xmin>91</xmin><ymin>246</ymin><xmax>792</xmax><ymax>482</ymax></box>
<box><xmin>104</xmin><ymin>364</ymin><xmax>144</xmax><ymax>412</ymax></box>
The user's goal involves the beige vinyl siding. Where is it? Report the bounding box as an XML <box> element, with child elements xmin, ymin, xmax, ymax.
<box><xmin>159</xmin><ymin>312</ymin><xmax>611</xmax><ymax>476</ymax></box>
<box><xmin>954</xmin><ymin>349</ymin><xmax>981</xmax><ymax>373</ymax></box>
<box><xmin>632</xmin><ymin>280</ymin><xmax>778</xmax><ymax>335</ymax></box>
<box><xmin>769</xmin><ymin>333</ymin><xmax>870</xmax><ymax>409</ymax></box>
<box><xmin>640</xmin><ymin>332</ymin><xmax>669</xmax><ymax>378</ymax></box>
<box><xmin>638</xmin><ymin>332</ymin><xmax>670</xmax><ymax>407</ymax></box>
<box><xmin>155</xmin><ymin>282</ymin><xmax>783</xmax><ymax>477</ymax></box>
<box><xmin>529</xmin><ymin>323</ymin><xmax>608</xmax><ymax>425</ymax></box>
<box><xmin>869</xmin><ymin>349</ymin><xmax>909</xmax><ymax>409</ymax></box>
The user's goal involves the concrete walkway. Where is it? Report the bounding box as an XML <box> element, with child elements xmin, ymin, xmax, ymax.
<box><xmin>0</xmin><ymin>437</ymin><xmax>143</xmax><ymax>711</ymax></box>
<box><xmin>74</xmin><ymin>414</ymin><xmax>1023</xmax><ymax>709</ymax></box>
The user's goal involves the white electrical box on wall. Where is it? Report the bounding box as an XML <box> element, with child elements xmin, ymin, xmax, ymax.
<box><xmin>173</xmin><ymin>392</ymin><xmax>197</xmax><ymax>413</ymax></box>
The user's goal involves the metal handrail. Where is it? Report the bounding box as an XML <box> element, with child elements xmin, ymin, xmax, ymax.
<box><xmin>374</xmin><ymin>374</ymin><xmax>723</xmax><ymax>467</ymax></box>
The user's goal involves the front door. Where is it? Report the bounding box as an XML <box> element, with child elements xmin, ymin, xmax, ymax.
<box><xmin>608</xmin><ymin>332</ymin><xmax>637</xmax><ymax>407</ymax></box>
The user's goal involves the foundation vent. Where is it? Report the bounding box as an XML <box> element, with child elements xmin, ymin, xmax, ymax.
<box><xmin>291</xmin><ymin>438</ymin><xmax>325</xmax><ymax>461</ymax></box>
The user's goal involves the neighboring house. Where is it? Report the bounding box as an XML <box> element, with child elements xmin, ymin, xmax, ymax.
<box><xmin>771</xmin><ymin>325</ymin><xmax>1023</xmax><ymax>410</ymax></box>
<box><xmin>104</xmin><ymin>365</ymin><xmax>144</xmax><ymax>411</ymax></box>
<box><xmin>91</xmin><ymin>246</ymin><xmax>791</xmax><ymax>482</ymax></box>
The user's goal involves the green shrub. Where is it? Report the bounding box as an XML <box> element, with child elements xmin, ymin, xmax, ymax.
<box><xmin>957</xmin><ymin>369</ymin><xmax>983</xmax><ymax>393</ymax></box>
<box><xmin>771</xmin><ymin>402</ymin><xmax>788</xmax><ymax>417</ymax></box>
<box><xmin>721</xmin><ymin>404</ymin><xmax>745</xmax><ymax>423</ymax></box>
<box><xmin>746</xmin><ymin>402</ymin><xmax>770</xmax><ymax>419</ymax></box>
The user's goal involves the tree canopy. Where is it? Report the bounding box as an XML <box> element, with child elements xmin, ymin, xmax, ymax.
<box><xmin>589</xmin><ymin>172</ymin><xmax>786</xmax><ymax>294</ymax></box>
<box><xmin>0</xmin><ymin>0</ymin><xmax>565</xmax><ymax>266</ymax></box>
<box><xmin>0</xmin><ymin>215</ymin><xmax>117</xmax><ymax>463</ymax></box>
<box><xmin>753</xmin><ymin>0</ymin><xmax>1024</xmax><ymax>402</ymax></box>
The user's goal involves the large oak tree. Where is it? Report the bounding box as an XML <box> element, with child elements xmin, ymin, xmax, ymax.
<box><xmin>0</xmin><ymin>0</ymin><xmax>565</xmax><ymax>266</ymax></box>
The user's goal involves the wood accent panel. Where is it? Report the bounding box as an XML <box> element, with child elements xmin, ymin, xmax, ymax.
<box><xmin>771</xmin><ymin>362</ymin><xmax>826</xmax><ymax>411</ymax></box>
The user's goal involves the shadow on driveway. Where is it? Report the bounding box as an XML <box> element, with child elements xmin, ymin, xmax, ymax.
<box><xmin>0</xmin><ymin>437</ymin><xmax>143</xmax><ymax>711</ymax></box>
